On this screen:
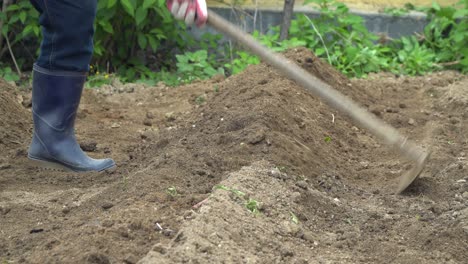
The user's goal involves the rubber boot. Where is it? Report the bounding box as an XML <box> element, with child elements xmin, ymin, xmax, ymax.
<box><xmin>28</xmin><ymin>65</ymin><xmax>115</xmax><ymax>172</ymax></box>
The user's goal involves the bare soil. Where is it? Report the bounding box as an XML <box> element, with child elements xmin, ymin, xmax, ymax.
<box><xmin>1</xmin><ymin>48</ymin><xmax>467</xmax><ymax>264</ymax></box>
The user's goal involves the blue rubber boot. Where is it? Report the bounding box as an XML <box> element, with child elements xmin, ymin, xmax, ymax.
<box><xmin>28</xmin><ymin>65</ymin><xmax>115</xmax><ymax>172</ymax></box>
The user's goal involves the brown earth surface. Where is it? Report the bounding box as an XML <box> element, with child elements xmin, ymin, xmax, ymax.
<box><xmin>0</xmin><ymin>47</ymin><xmax>467</xmax><ymax>263</ymax></box>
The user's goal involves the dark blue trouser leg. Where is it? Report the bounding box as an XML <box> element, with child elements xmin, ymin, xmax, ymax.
<box><xmin>30</xmin><ymin>0</ymin><xmax>97</xmax><ymax>72</ymax></box>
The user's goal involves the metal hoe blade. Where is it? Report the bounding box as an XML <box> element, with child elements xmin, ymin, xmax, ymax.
<box><xmin>207</xmin><ymin>10</ymin><xmax>430</xmax><ymax>194</ymax></box>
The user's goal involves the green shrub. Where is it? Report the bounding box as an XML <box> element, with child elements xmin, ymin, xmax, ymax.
<box><xmin>175</xmin><ymin>50</ymin><xmax>224</xmax><ymax>83</ymax></box>
<box><xmin>93</xmin><ymin>0</ymin><xmax>192</xmax><ymax>79</ymax></box>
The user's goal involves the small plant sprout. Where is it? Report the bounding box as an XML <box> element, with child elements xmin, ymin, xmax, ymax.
<box><xmin>215</xmin><ymin>185</ymin><xmax>245</xmax><ymax>197</ymax></box>
<box><xmin>290</xmin><ymin>212</ymin><xmax>299</xmax><ymax>224</ymax></box>
<box><xmin>166</xmin><ymin>186</ymin><xmax>178</xmax><ymax>197</ymax></box>
<box><xmin>121</xmin><ymin>175</ymin><xmax>128</xmax><ymax>191</ymax></box>
<box><xmin>296</xmin><ymin>175</ymin><xmax>306</xmax><ymax>181</ymax></box>
<box><xmin>195</xmin><ymin>95</ymin><xmax>206</xmax><ymax>105</ymax></box>
<box><xmin>276</xmin><ymin>166</ymin><xmax>288</xmax><ymax>173</ymax></box>
<box><xmin>215</xmin><ymin>184</ymin><xmax>230</xmax><ymax>191</ymax></box>
<box><xmin>214</xmin><ymin>85</ymin><xmax>219</xmax><ymax>92</ymax></box>
<box><xmin>216</xmin><ymin>185</ymin><xmax>260</xmax><ymax>214</ymax></box>
<box><xmin>324</xmin><ymin>136</ymin><xmax>332</xmax><ymax>142</ymax></box>
<box><xmin>245</xmin><ymin>198</ymin><xmax>260</xmax><ymax>214</ymax></box>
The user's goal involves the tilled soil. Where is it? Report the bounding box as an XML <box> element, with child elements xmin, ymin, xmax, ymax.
<box><xmin>0</xmin><ymin>48</ymin><xmax>467</xmax><ymax>263</ymax></box>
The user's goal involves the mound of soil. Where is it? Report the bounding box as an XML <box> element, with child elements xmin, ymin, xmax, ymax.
<box><xmin>1</xmin><ymin>47</ymin><xmax>467</xmax><ymax>264</ymax></box>
<box><xmin>0</xmin><ymin>80</ymin><xmax>30</xmax><ymax>152</ymax></box>
<box><xmin>139</xmin><ymin>47</ymin><xmax>396</xmax><ymax>196</ymax></box>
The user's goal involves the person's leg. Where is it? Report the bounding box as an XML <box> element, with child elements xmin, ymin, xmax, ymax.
<box><xmin>30</xmin><ymin>0</ymin><xmax>96</xmax><ymax>71</ymax></box>
<box><xmin>28</xmin><ymin>0</ymin><xmax>115</xmax><ymax>172</ymax></box>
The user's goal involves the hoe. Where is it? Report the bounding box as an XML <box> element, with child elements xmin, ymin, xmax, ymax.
<box><xmin>207</xmin><ymin>10</ymin><xmax>430</xmax><ymax>194</ymax></box>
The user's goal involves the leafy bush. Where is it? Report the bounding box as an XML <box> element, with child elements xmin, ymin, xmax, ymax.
<box><xmin>228</xmin><ymin>0</ymin><xmax>468</xmax><ymax>77</ymax></box>
<box><xmin>422</xmin><ymin>0</ymin><xmax>468</xmax><ymax>71</ymax></box>
<box><xmin>0</xmin><ymin>0</ymin><xmax>41</xmax><ymax>69</ymax></box>
<box><xmin>396</xmin><ymin>36</ymin><xmax>437</xmax><ymax>75</ymax></box>
<box><xmin>175</xmin><ymin>50</ymin><xmax>224</xmax><ymax>83</ymax></box>
<box><xmin>0</xmin><ymin>64</ymin><xmax>20</xmax><ymax>82</ymax></box>
<box><xmin>93</xmin><ymin>0</ymin><xmax>193</xmax><ymax>78</ymax></box>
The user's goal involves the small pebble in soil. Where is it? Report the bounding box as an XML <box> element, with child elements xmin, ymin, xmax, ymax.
<box><xmin>102</xmin><ymin>147</ymin><xmax>112</xmax><ymax>154</ymax></box>
<box><xmin>22</xmin><ymin>96</ymin><xmax>32</xmax><ymax>108</ymax></box>
<box><xmin>152</xmin><ymin>244</ymin><xmax>167</xmax><ymax>254</ymax></box>
<box><xmin>385</xmin><ymin>108</ymin><xmax>399</xmax><ymax>113</ymax></box>
<box><xmin>30</xmin><ymin>228</ymin><xmax>44</xmax><ymax>234</ymax></box>
<box><xmin>146</xmin><ymin>112</ymin><xmax>155</xmax><ymax>119</ymax></box>
<box><xmin>301</xmin><ymin>231</ymin><xmax>316</xmax><ymax>243</ymax></box>
<box><xmin>281</xmin><ymin>220</ymin><xmax>300</xmax><ymax>236</ymax></box>
<box><xmin>268</xmin><ymin>168</ymin><xmax>282</xmax><ymax>178</ymax></box>
<box><xmin>0</xmin><ymin>206</ymin><xmax>11</xmax><ymax>215</ymax></box>
<box><xmin>165</xmin><ymin>112</ymin><xmax>176</xmax><ymax>122</ymax></box>
<box><xmin>101</xmin><ymin>220</ymin><xmax>114</xmax><ymax>228</ymax></box>
<box><xmin>281</xmin><ymin>248</ymin><xmax>294</xmax><ymax>258</ymax></box>
<box><xmin>140</xmin><ymin>130</ymin><xmax>158</xmax><ymax>141</ymax></box>
<box><xmin>123</xmin><ymin>254</ymin><xmax>138</xmax><ymax>264</ymax></box>
<box><xmin>291</xmin><ymin>192</ymin><xmax>301</xmax><ymax>203</ymax></box>
<box><xmin>193</xmin><ymin>169</ymin><xmax>207</xmax><ymax>176</ymax></box>
<box><xmin>162</xmin><ymin>229</ymin><xmax>175</xmax><ymax>237</ymax></box>
<box><xmin>80</xmin><ymin>141</ymin><xmax>97</xmax><ymax>152</ymax></box>
<box><xmin>86</xmin><ymin>253</ymin><xmax>110</xmax><ymax>264</ymax></box>
<box><xmin>0</xmin><ymin>164</ymin><xmax>11</xmax><ymax>170</ymax></box>
<box><xmin>296</xmin><ymin>180</ymin><xmax>308</xmax><ymax>190</ymax></box>
<box><xmin>117</xmin><ymin>227</ymin><xmax>129</xmax><ymax>238</ymax></box>
<box><xmin>462</xmin><ymin>226</ymin><xmax>468</xmax><ymax>235</ymax></box>
<box><xmin>369</xmin><ymin>106</ymin><xmax>382</xmax><ymax>116</ymax></box>
<box><xmin>408</xmin><ymin>118</ymin><xmax>416</xmax><ymax>125</ymax></box>
<box><xmin>248</xmin><ymin>130</ymin><xmax>266</xmax><ymax>144</ymax></box>
<box><xmin>62</xmin><ymin>206</ymin><xmax>71</xmax><ymax>214</ymax></box>
<box><xmin>143</xmin><ymin>119</ymin><xmax>153</xmax><ymax>126</ymax></box>
<box><xmin>101</xmin><ymin>202</ymin><xmax>114</xmax><ymax>210</ymax></box>
<box><xmin>450</xmin><ymin>118</ymin><xmax>460</xmax><ymax>124</ymax></box>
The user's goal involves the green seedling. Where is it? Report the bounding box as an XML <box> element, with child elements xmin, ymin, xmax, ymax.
<box><xmin>276</xmin><ymin>166</ymin><xmax>288</xmax><ymax>173</ymax></box>
<box><xmin>195</xmin><ymin>95</ymin><xmax>206</xmax><ymax>105</ymax></box>
<box><xmin>324</xmin><ymin>136</ymin><xmax>332</xmax><ymax>142</ymax></box>
<box><xmin>0</xmin><ymin>66</ymin><xmax>20</xmax><ymax>83</ymax></box>
<box><xmin>166</xmin><ymin>186</ymin><xmax>178</xmax><ymax>197</ymax></box>
<box><xmin>290</xmin><ymin>212</ymin><xmax>299</xmax><ymax>224</ymax></box>
<box><xmin>214</xmin><ymin>85</ymin><xmax>219</xmax><ymax>92</ymax></box>
<box><xmin>215</xmin><ymin>185</ymin><xmax>245</xmax><ymax>197</ymax></box>
<box><xmin>216</xmin><ymin>185</ymin><xmax>260</xmax><ymax>214</ymax></box>
<box><xmin>296</xmin><ymin>175</ymin><xmax>306</xmax><ymax>181</ymax></box>
<box><xmin>121</xmin><ymin>175</ymin><xmax>128</xmax><ymax>191</ymax></box>
<box><xmin>245</xmin><ymin>198</ymin><xmax>260</xmax><ymax>214</ymax></box>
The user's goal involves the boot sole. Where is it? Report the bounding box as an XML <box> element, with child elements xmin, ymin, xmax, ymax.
<box><xmin>28</xmin><ymin>155</ymin><xmax>116</xmax><ymax>173</ymax></box>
